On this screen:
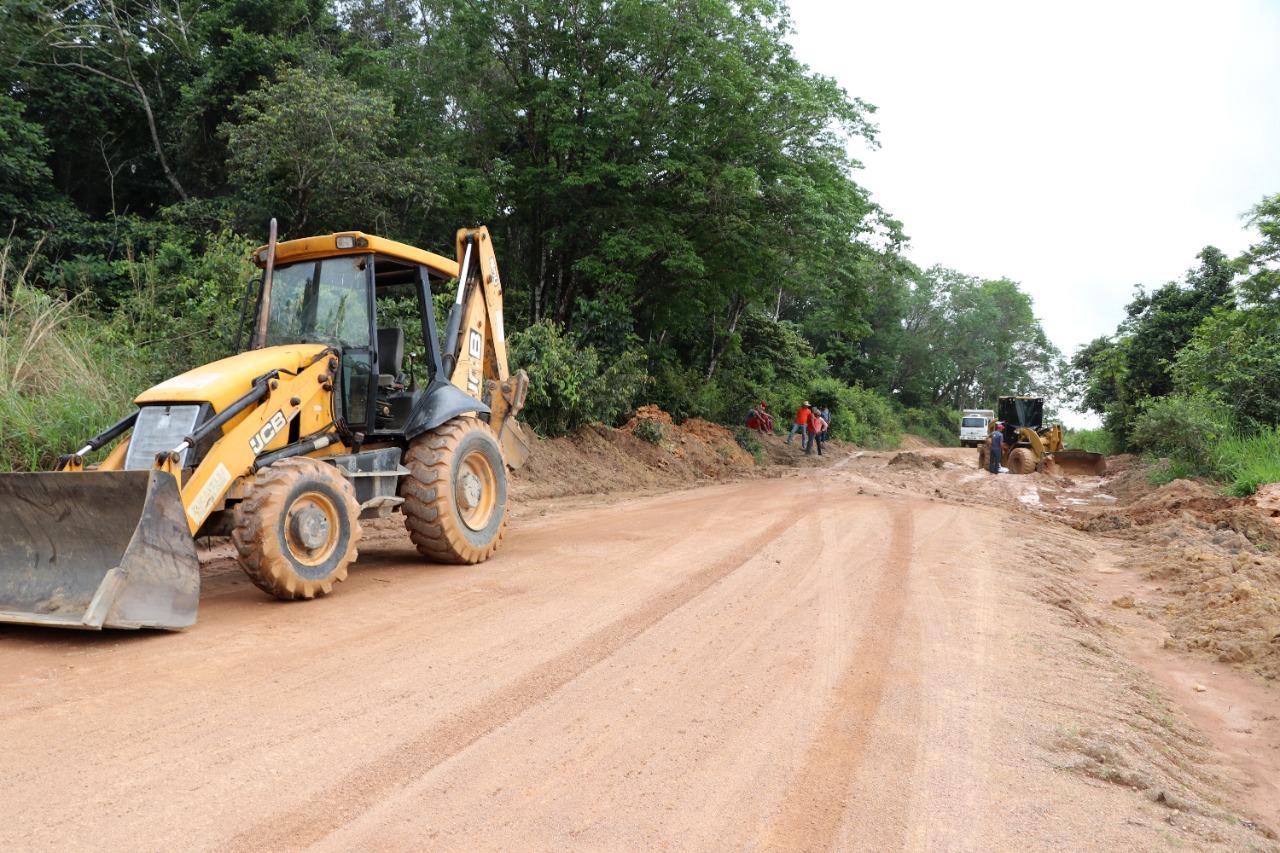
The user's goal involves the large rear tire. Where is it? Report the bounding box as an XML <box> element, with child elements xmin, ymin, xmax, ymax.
<box><xmin>402</xmin><ymin>416</ymin><xmax>508</xmax><ymax>564</ymax></box>
<box><xmin>1007</xmin><ymin>447</ymin><xmax>1037</xmax><ymax>475</ymax></box>
<box><xmin>232</xmin><ymin>457</ymin><xmax>361</xmax><ymax>600</ymax></box>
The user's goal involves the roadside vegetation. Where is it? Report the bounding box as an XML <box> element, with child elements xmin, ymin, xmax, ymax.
<box><xmin>1063</xmin><ymin>428</ymin><xmax>1115</xmax><ymax>457</ymax></box>
<box><xmin>1071</xmin><ymin>195</ymin><xmax>1280</xmax><ymax>493</ymax></box>
<box><xmin>2</xmin><ymin>0</ymin><xmax>1060</xmax><ymax>469</ymax></box>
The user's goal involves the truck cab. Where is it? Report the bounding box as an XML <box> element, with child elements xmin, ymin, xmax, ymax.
<box><xmin>959</xmin><ymin>409</ymin><xmax>995</xmax><ymax>447</ymax></box>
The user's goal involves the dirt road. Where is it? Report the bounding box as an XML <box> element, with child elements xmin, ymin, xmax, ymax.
<box><xmin>0</xmin><ymin>454</ymin><xmax>1273</xmax><ymax>850</ymax></box>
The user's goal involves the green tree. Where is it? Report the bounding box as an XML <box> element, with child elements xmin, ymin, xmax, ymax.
<box><xmin>1173</xmin><ymin>308</ymin><xmax>1280</xmax><ymax>428</ymax></box>
<box><xmin>220</xmin><ymin>66</ymin><xmax>440</xmax><ymax>234</ymax></box>
<box><xmin>0</xmin><ymin>94</ymin><xmax>56</xmax><ymax>229</ymax></box>
<box><xmin>1237</xmin><ymin>193</ymin><xmax>1280</xmax><ymax>308</ymax></box>
<box><xmin>1073</xmin><ymin>246</ymin><xmax>1236</xmax><ymax>445</ymax></box>
<box><xmin>1121</xmin><ymin>246</ymin><xmax>1234</xmax><ymax>400</ymax></box>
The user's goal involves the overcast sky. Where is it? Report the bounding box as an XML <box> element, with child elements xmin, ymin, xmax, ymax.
<box><xmin>786</xmin><ymin>0</ymin><xmax>1280</xmax><ymax>425</ymax></box>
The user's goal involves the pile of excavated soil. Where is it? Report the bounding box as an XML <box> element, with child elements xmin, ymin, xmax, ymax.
<box><xmin>512</xmin><ymin>407</ymin><xmax>756</xmax><ymax>502</ymax></box>
<box><xmin>1074</xmin><ymin>475</ymin><xmax>1280</xmax><ymax>682</ymax></box>
<box><xmin>621</xmin><ymin>406</ymin><xmax>755</xmax><ymax>470</ymax></box>
<box><xmin>512</xmin><ymin>407</ymin><xmax>848</xmax><ymax>501</ymax></box>
<box><xmin>887</xmin><ymin>451</ymin><xmax>944</xmax><ymax>470</ymax></box>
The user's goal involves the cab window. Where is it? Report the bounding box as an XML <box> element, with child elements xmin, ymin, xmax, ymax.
<box><xmin>265</xmin><ymin>256</ymin><xmax>372</xmax><ymax>349</ymax></box>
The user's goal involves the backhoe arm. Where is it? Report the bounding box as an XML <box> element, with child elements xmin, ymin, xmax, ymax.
<box><xmin>446</xmin><ymin>226</ymin><xmax>530</xmax><ymax>468</ymax></box>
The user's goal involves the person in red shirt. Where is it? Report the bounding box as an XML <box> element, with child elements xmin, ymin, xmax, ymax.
<box><xmin>807</xmin><ymin>408</ymin><xmax>828</xmax><ymax>455</ymax></box>
<box><xmin>746</xmin><ymin>401</ymin><xmax>772</xmax><ymax>433</ymax></box>
<box><xmin>786</xmin><ymin>401</ymin><xmax>812</xmax><ymax>448</ymax></box>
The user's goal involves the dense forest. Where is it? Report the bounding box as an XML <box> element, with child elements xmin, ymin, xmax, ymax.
<box><xmin>0</xmin><ymin>0</ymin><xmax>1133</xmax><ymax>468</ymax></box>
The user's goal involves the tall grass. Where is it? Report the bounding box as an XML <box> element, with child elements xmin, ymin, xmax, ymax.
<box><xmin>1141</xmin><ymin>425</ymin><xmax>1280</xmax><ymax>496</ymax></box>
<box><xmin>0</xmin><ymin>242</ymin><xmax>134</xmax><ymax>471</ymax></box>
<box><xmin>1064</xmin><ymin>427</ymin><xmax>1115</xmax><ymax>456</ymax></box>
<box><xmin>1212</xmin><ymin>428</ymin><xmax>1280</xmax><ymax>497</ymax></box>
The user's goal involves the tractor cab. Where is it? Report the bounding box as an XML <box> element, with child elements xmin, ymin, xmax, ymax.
<box><xmin>251</xmin><ymin>232</ymin><xmax>484</xmax><ymax>445</ymax></box>
<box><xmin>996</xmin><ymin>396</ymin><xmax>1044</xmax><ymax>430</ymax></box>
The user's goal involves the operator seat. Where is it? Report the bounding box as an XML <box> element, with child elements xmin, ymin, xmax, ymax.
<box><xmin>377</xmin><ymin>327</ymin><xmax>404</xmax><ymax>386</ymax></box>
<box><xmin>374</xmin><ymin>327</ymin><xmax>410</xmax><ymax>431</ymax></box>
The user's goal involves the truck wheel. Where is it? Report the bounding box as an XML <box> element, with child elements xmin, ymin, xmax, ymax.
<box><xmin>1007</xmin><ymin>447</ymin><xmax>1037</xmax><ymax>474</ymax></box>
<box><xmin>402</xmin><ymin>416</ymin><xmax>507</xmax><ymax>564</ymax></box>
<box><xmin>232</xmin><ymin>457</ymin><xmax>361</xmax><ymax>600</ymax></box>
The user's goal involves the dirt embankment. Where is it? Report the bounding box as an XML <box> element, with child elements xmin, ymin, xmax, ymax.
<box><xmin>1072</xmin><ymin>469</ymin><xmax>1280</xmax><ymax>683</ymax></box>
<box><xmin>511</xmin><ymin>405</ymin><xmax>844</xmax><ymax>501</ymax></box>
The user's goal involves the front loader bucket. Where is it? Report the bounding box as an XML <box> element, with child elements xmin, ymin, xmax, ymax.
<box><xmin>1044</xmin><ymin>450</ymin><xmax>1108</xmax><ymax>477</ymax></box>
<box><xmin>0</xmin><ymin>471</ymin><xmax>199</xmax><ymax>630</ymax></box>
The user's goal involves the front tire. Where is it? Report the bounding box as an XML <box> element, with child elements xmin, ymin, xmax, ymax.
<box><xmin>1007</xmin><ymin>447</ymin><xmax>1038</xmax><ymax>474</ymax></box>
<box><xmin>402</xmin><ymin>416</ymin><xmax>508</xmax><ymax>564</ymax></box>
<box><xmin>232</xmin><ymin>457</ymin><xmax>361</xmax><ymax>600</ymax></box>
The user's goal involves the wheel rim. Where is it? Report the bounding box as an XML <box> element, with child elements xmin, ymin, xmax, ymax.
<box><xmin>456</xmin><ymin>449</ymin><xmax>498</xmax><ymax>531</ymax></box>
<box><xmin>284</xmin><ymin>490</ymin><xmax>341</xmax><ymax>566</ymax></box>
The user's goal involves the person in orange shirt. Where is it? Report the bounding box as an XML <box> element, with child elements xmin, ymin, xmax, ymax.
<box><xmin>786</xmin><ymin>401</ymin><xmax>812</xmax><ymax>448</ymax></box>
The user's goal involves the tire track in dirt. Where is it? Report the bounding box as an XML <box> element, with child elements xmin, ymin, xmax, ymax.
<box><xmin>760</xmin><ymin>501</ymin><xmax>915</xmax><ymax>851</ymax></box>
<box><xmin>227</xmin><ymin>504</ymin><xmax>814</xmax><ymax>852</ymax></box>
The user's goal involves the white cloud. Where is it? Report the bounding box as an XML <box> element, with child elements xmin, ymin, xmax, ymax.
<box><xmin>787</xmin><ymin>0</ymin><xmax>1280</xmax><ymax>425</ymax></box>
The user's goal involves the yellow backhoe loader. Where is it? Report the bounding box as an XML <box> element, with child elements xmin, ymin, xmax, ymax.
<box><xmin>976</xmin><ymin>395</ymin><xmax>1106</xmax><ymax>476</ymax></box>
<box><xmin>0</xmin><ymin>222</ymin><xmax>529</xmax><ymax>630</ymax></box>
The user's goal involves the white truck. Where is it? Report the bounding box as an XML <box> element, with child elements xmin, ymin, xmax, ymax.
<box><xmin>959</xmin><ymin>409</ymin><xmax>995</xmax><ymax>447</ymax></box>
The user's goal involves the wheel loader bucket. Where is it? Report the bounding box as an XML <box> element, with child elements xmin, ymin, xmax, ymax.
<box><xmin>1044</xmin><ymin>450</ymin><xmax>1108</xmax><ymax>477</ymax></box>
<box><xmin>0</xmin><ymin>471</ymin><xmax>199</xmax><ymax>631</ymax></box>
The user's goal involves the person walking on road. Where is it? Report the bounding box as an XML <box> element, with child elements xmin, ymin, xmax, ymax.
<box><xmin>807</xmin><ymin>408</ymin><xmax>828</xmax><ymax>456</ymax></box>
<box><xmin>819</xmin><ymin>406</ymin><xmax>831</xmax><ymax>443</ymax></box>
<box><xmin>786</xmin><ymin>401</ymin><xmax>812</xmax><ymax>448</ymax></box>
<box><xmin>988</xmin><ymin>421</ymin><xmax>1004</xmax><ymax>474</ymax></box>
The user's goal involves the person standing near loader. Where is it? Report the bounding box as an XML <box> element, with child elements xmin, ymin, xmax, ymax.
<box><xmin>787</xmin><ymin>401</ymin><xmax>813</xmax><ymax>448</ymax></box>
<box><xmin>988</xmin><ymin>421</ymin><xmax>1004</xmax><ymax>474</ymax></box>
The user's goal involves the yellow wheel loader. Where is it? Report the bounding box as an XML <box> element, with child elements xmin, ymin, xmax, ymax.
<box><xmin>0</xmin><ymin>222</ymin><xmax>530</xmax><ymax>630</ymax></box>
<box><xmin>976</xmin><ymin>396</ymin><xmax>1106</xmax><ymax>476</ymax></box>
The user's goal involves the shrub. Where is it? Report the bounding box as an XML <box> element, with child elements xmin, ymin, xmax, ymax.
<box><xmin>507</xmin><ymin>320</ymin><xmax>648</xmax><ymax>436</ymax></box>
<box><xmin>633</xmin><ymin>417</ymin><xmax>665</xmax><ymax>445</ymax></box>
<box><xmin>1146</xmin><ymin>457</ymin><xmax>1197</xmax><ymax>487</ymax></box>
<box><xmin>900</xmin><ymin>406</ymin><xmax>959</xmax><ymax>447</ymax></box>
<box><xmin>1064</xmin><ymin>428</ymin><xmax>1116</xmax><ymax>455</ymax></box>
<box><xmin>0</xmin><ymin>243</ymin><xmax>141</xmax><ymax>471</ymax></box>
<box><xmin>805</xmin><ymin>377</ymin><xmax>902</xmax><ymax>449</ymax></box>
<box><xmin>1130</xmin><ymin>393</ymin><xmax>1234</xmax><ymax>473</ymax></box>
<box><xmin>103</xmin><ymin>227</ymin><xmax>256</xmax><ymax>385</ymax></box>
<box><xmin>733</xmin><ymin>427</ymin><xmax>766</xmax><ymax>464</ymax></box>
<box><xmin>648</xmin><ymin>362</ymin><xmax>732</xmax><ymax>425</ymax></box>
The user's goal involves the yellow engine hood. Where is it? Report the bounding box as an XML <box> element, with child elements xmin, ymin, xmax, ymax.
<box><xmin>135</xmin><ymin>344</ymin><xmax>330</xmax><ymax>412</ymax></box>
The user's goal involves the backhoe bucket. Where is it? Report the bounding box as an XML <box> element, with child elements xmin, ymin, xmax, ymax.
<box><xmin>499</xmin><ymin>418</ymin><xmax>532</xmax><ymax>470</ymax></box>
<box><xmin>0</xmin><ymin>471</ymin><xmax>199</xmax><ymax>630</ymax></box>
<box><xmin>1044</xmin><ymin>450</ymin><xmax>1108</xmax><ymax>477</ymax></box>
